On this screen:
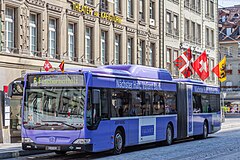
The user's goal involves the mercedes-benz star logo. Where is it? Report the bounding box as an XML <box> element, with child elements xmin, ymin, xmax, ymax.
<box><xmin>49</xmin><ymin>137</ymin><xmax>56</xmax><ymax>143</ymax></box>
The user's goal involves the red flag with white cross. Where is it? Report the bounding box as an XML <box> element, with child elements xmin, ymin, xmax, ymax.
<box><xmin>193</xmin><ymin>51</ymin><xmax>209</xmax><ymax>81</ymax></box>
<box><xmin>43</xmin><ymin>60</ymin><xmax>52</xmax><ymax>71</ymax></box>
<box><xmin>173</xmin><ymin>48</ymin><xmax>193</xmax><ymax>78</ymax></box>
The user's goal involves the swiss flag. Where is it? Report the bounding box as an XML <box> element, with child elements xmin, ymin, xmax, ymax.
<box><xmin>173</xmin><ymin>48</ymin><xmax>193</xmax><ymax>78</ymax></box>
<box><xmin>43</xmin><ymin>60</ymin><xmax>52</xmax><ymax>71</ymax></box>
<box><xmin>59</xmin><ymin>60</ymin><xmax>64</xmax><ymax>73</ymax></box>
<box><xmin>193</xmin><ymin>51</ymin><xmax>209</xmax><ymax>81</ymax></box>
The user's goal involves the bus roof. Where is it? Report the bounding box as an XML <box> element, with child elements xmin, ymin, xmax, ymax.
<box><xmin>173</xmin><ymin>78</ymin><xmax>205</xmax><ymax>84</ymax></box>
<box><xmin>174</xmin><ymin>78</ymin><xmax>219</xmax><ymax>87</ymax></box>
<box><xmin>27</xmin><ymin>65</ymin><xmax>172</xmax><ymax>81</ymax></box>
<box><xmin>96</xmin><ymin>65</ymin><xmax>172</xmax><ymax>81</ymax></box>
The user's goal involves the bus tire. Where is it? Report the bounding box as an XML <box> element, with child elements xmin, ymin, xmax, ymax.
<box><xmin>113</xmin><ymin>129</ymin><xmax>123</xmax><ymax>154</ymax></box>
<box><xmin>55</xmin><ymin>151</ymin><xmax>67</xmax><ymax>155</ymax></box>
<box><xmin>202</xmin><ymin>122</ymin><xmax>208</xmax><ymax>139</ymax></box>
<box><xmin>164</xmin><ymin>124</ymin><xmax>173</xmax><ymax>145</ymax></box>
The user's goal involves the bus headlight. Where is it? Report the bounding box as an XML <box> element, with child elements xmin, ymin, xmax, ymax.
<box><xmin>73</xmin><ymin>138</ymin><xmax>91</xmax><ymax>144</ymax></box>
<box><xmin>22</xmin><ymin>138</ymin><xmax>34</xmax><ymax>143</ymax></box>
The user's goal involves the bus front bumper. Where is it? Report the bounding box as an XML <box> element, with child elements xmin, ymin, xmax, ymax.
<box><xmin>22</xmin><ymin>142</ymin><xmax>93</xmax><ymax>152</ymax></box>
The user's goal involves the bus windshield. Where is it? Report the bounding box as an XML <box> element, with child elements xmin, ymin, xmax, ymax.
<box><xmin>23</xmin><ymin>87</ymin><xmax>85</xmax><ymax>130</ymax></box>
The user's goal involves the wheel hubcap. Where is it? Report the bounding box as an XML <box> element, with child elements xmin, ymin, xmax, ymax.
<box><xmin>167</xmin><ymin>128</ymin><xmax>172</xmax><ymax>143</ymax></box>
<box><xmin>204</xmin><ymin>125</ymin><xmax>207</xmax><ymax>137</ymax></box>
<box><xmin>115</xmin><ymin>133</ymin><xmax>122</xmax><ymax>151</ymax></box>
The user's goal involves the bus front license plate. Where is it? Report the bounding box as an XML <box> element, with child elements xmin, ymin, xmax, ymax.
<box><xmin>46</xmin><ymin>146</ymin><xmax>59</xmax><ymax>150</ymax></box>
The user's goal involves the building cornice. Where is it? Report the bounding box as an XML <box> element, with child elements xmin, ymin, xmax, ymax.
<box><xmin>26</xmin><ymin>0</ymin><xmax>45</xmax><ymax>8</ymax></box>
<box><xmin>47</xmin><ymin>3</ymin><xmax>62</xmax><ymax>13</ymax></box>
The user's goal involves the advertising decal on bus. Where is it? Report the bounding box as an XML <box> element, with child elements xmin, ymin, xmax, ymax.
<box><xmin>193</xmin><ymin>86</ymin><xmax>220</xmax><ymax>94</ymax></box>
<box><xmin>187</xmin><ymin>85</ymin><xmax>193</xmax><ymax>136</ymax></box>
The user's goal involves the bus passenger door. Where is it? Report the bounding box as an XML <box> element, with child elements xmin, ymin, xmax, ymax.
<box><xmin>177</xmin><ymin>83</ymin><xmax>193</xmax><ymax>139</ymax></box>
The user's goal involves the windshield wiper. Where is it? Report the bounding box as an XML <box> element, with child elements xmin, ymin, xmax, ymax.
<box><xmin>24</xmin><ymin>124</ymin><xmax>47</xmax><ymax>129</ymax></box>
<box><xmin>42</xmin><ymin>120</ymin><xmax>81</xmax><ymax>130</ymax></box>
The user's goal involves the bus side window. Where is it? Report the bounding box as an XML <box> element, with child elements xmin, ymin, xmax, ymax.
<box><xmin>130</xmin><ymin>91</ymin><xmax>142</xmax><ymax>116</ymax></box>
<box><xmin>194</xmin><ymin>94</ymin><xmax>203</xmax><ymax>113</ymax></box>
<box><xmin>153</xmin><ymin>92</ymin><xmax>165</xmax><ymax>115</ymax></box>
<box><xmin>100</xmin><ymin>89</ymin><xmax>109</xmax><ymax>119</ymax></box>
<box><xmin>141</xmin><ymin>92</ymin><xmax>151</xmax><ymax>116</ymax></box>
<box><xmin>165</xmin><ymin>92</ymin><xmax>177</xmax><ymax>114</ymax></box>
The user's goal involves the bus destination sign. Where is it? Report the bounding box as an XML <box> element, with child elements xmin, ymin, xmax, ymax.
<box><xmin>29</xmin><ymin>74</ymin><xmax>84</xmax><ymax>87</ymax></box>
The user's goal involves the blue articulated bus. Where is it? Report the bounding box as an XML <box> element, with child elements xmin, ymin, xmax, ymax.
<box><xmin>21</xmin><ymin>65</ymin><xmax>221</xmax><ymax>154</ymax></box>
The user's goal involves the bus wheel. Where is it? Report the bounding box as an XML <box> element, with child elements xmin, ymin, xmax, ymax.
<box><xmin>202</xmin><ymin>122</ymin><xmax>208</xmax><ymax>139</ymax></box>
<box><xmin>55</xmin><ymin>151</ymin><xmax>67</xmax><ymax>155</ymax></box>
<box><xmin>113</xmin><ymin>130</ymin><xmax>123</xmax><ymax>154</ymax></box>
<box><xmin>165</xmin><ymin>124</ymin><xmax>173</xmax><ymax>145</ymax></box>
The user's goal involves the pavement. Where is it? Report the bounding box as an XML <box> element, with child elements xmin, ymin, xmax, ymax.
<box><xmin>0</xmin><ymin>143</ymin><xmax>49</xmax><ymax>159</ymax></box>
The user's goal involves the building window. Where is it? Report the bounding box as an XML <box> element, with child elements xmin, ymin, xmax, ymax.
<box><xmin>85</xmin><ymin>27</ymin><xmax>92</xmax><ymax>63</ymax></box>
<box><xmin>68</xmin><ymin>23</ymin><xmax>75</xmax><ymax>61</ymax></box>
<box><xmin>226</xmin><ymin>63</ymin><xmax>232</xmax><ymax>75</ymax></box>
<box><xmin>210</xmin><ymin>59</ymin><xmax>214</xmax><ymax>81</ymax></box>
<box><xmin>49</xmin><ymin>18</ymin><xmax>57</xmax><ymax>58</ymax></box>
<box><xmin>139</xmin><ymin>40</ymin><xmax>145</xmax><ymax>65</ymax></box>
<box><xmin>166</xmin><ymin>12</ymin><xmax>172</xmax><ymax>34</ymax></box>
<box><xmin>191</xmin><ymin>21</ymin><xmax>195</xmax><ymax>42</ymax></box>
<box><xmin>29</xmin><ymin>13</ymin><xmax>37</xmax><ymax>56</ymax></box>
<box><xmin>5</xmin><ymin>7</ymin><xmax>15</xmax><ymax>51</ymax></box>
<box><xmin>206</xmin><ymin>0</ymin><xmax>209</xmax><ymax>17</ymax></box>
<box><xmin>228</xmin><ymin>46</ymin><xmax>233</xmax><ymax>56</ymax></box>
<box><xmin>221</xmin><ymin>16</ymin><xmax>226</xmax><ymax>23</ymax></box>
<box><xmin>101</xmin><ymin>31</ymin><xmax>107</xmax><ymax>65</ymax></box>
<box><xmin>166</xmin><ymin>48</ymin><xmax>172</xmax><ymax>72</ymax></box>
<box><xmin>127</xmin><ymin>37</ymin><xmax>133</xmax><ymax>64</ymax></box>
<box><xmin>149</xmin><ymin>43</ymin><xmax>155</xmax><ymax>67</ymax></box>
<box><xmin>127</xmin><ymin>0</ymin><xmax>133</xmax><ymax>18</ymax></box>
<box><xmin>139</xmin><ymin>0</ymin><xmax>145</xmax><ymax>21</ymax></box>
<box><xmin>184</xmin><ymin>19</ymin><xmax>190</xmax><ymax>40</ymax></box>
<box><xmin>185</xmin><ymin>0</ymin><xmax>190</xmax><ymax>8</ymax></box>
<box><xmin>150</xmin><ymin>1</ymin><xmax>155</xmax><ymax>20</ymax></box>
<box><xmin>173</xmin><ymin>50</ymin><xmax>179</xmax><ymax>76</ymax></box>
<box><xmin>206</xmin><ymin>27</ymin><xmax>210</xmax><ymax>46</ymax></box>
<box><xmin>85</xmin><ymin>0</ymin><xmax>93</xmax><ymax>5</ymax></box>
<box><xmin>196</xmin><ymin>0</ymin><xmax>201</xmax><ymax>13</ymax></box>
<box><xmin>226</xmin><ymin>28</ymin><xmax>232</xmax><ymax>36</ymax></box>
<box><xmin>191</xmin><ymin>0</ymin><xmax>195</xmax><ymax>10</ymax></box>
<box><xmin>101</xmin><ymin>0</ymin><xmax>108</xmax><ymax>11</ymax></box>
<box><xmin>211</xmin><ymin>30</ymin><xmax>214</xmax><ymax>47</ymax></box>
<box><xmin>115</xmin><ymin>34</ymin><xmax>121</xmax><ymax>64</ymax></box>
<box><xmin>173</xmin><ymin>15</ymin><xmax>179</xmax><ymax>37</ymax></box>
<box><xmin>210</xmin><ymin>1</ymin><xmax>214</xmax><ymax>19</ymax></box>
<box><xmin>197</xmin><ymin>24</ymin><xmax>201</xmax><ymax>44</ymax></box>
<box><xmin>114</xmin><ymin>0</ymin><xmax>121</xmax><ymax>14</ymax></box>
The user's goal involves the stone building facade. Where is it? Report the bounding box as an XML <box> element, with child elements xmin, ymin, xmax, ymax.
<box><xmin>162</xmin><ymin>0</ymin><xmax>219</xmax><ymax>83</ymax></box>
<box><xmin>0</xmin><ymin>0</ymin><xmax>160</xmax><ymax>89</ymax></box>
<box><xmin>218</xmin><ymin>5</ymin><xmax>240</xmax><ymax>104</ymax></box>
